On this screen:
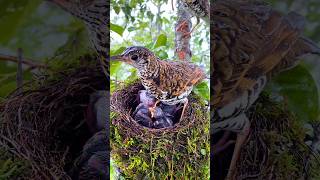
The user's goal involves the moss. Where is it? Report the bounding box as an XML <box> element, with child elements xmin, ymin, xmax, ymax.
<box><xmin>0</xmin><ymin>149</ymin><xmax>30</xmax><ymax>179</ymax></box>
<box><xmin>110</xmin><ymin>81</ymin><xmax>210</xmax><ymax>179</ymax></box>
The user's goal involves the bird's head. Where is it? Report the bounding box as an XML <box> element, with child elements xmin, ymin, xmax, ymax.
<box><xmin>110</xmin><ymin>46</ymin><xmax>157</xmax><ymax>69</ymax></box>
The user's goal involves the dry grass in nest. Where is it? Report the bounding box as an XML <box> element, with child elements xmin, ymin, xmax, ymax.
<box><xmin>0</xmin><ymin>55</ymin><xmax>107</xmax><ymax>179</ymax></box>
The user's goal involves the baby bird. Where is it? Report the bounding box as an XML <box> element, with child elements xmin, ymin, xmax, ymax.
<box><xmin>153</xmin><ymin>107</ymin><xmax>174</xmax><ymax>129</ymax></box>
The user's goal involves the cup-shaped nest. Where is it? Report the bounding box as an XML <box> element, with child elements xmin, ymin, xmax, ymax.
<box><xmin>110</xmin><ymin>81</ymin><xmax>210</xmax><ymax>179</ymax></box>
<box><xmin>212</xmin><ymin>93</ymin><xmax>320</xmax><ymax>180</ymax></box>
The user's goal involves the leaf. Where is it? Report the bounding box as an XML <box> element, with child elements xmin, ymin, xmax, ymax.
<box><xmin>110</xmin><ymin>23</ymin><xmax>125</xmax><ymax>36</ymax></box>
<box><xmin>194</xmin><ymin>81</ymin><xmax>209</xmax><ymax>101</ymax></box>
<box><xmin>200</xmin><ymin>149</ymin><xmax>206</xmax><ymax>156</ymax></box>
<box><xmin>127</xmin><ymin>26</ymin><xmax>136</xmax><ymax>32</ymax></box>
<box><xmin>157</xmin><ymin>50</ymin><xmax>168</xmax><ymax>59</ymax></box>
<box><xmin>0</xmin><ymin>0</ymin><xmax>41</xmax><ymax>44</ymax></box>
<box><xmin>111</xmin><ymin>46</ymin><xmax>126</xmax><ymax>56</ymax></box>
<box><xmin>267</xmin><ymin>65</ymin><xmax>319</xmax><ymax>123</ymax></box>
<box><xmin>153</xmin><ymin>34</ymin><xmax>167</xmax><ymax>49</ymax></box>
<box><xmin>113</xmin><ymin>5</ymin><xmax>120</xmax><ymax>14</ymax></box>
<box><xmin>110</xmin><ymin>61</ymin><xmax>121</xmax><ymax>76</ymax></box>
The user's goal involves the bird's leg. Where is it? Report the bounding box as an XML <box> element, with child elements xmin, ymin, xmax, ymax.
<box><xmin>149</xmin><ymin>100</ymin><xmax>160</xmax><ymax>118</ymax></box>
<box><xmin>226</xmin><ymin>115</ymin><xmax>250</xmax><ymax>180</ymax></box>
<box><xmin>179</xmin><ymin>99</ymin><xmax>189</xmax><ymax>122</ymax></box>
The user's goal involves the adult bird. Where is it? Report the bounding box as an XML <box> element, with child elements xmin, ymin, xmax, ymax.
<box><xmin>212</xmin><ymin>0</ymin><xmax>320</xmax><ymax>179</ymax></box>
<box><xmin>110</xmin><ymin>46</ymin><xmax>205</xmax><ymax>121</ymax></box>
<box><xmin>47</xmin><ymin>0</ymin><xmax>109</xmax><ymax>77</ymax></box>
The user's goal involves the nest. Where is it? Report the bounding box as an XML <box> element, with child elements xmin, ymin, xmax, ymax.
<box><xmin>212</xmin><ymin>93</ymin><xmax>320</xmax><ymax>180</ymax></box>
<box><xmin>0</xmin><ymin>55</ymin><xmax>107</xmax><ymax>179</ymax></box>
<box><xmin>110</xmin><ymin>81</ymin><xmax>210</xmax><ymax>179</ymax></box>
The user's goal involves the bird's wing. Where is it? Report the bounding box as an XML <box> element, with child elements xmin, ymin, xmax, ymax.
<box><xmin>212</xmin><ymin>0</ymin><xmax>314</xmax><ymax>107</ymax></box>
<box><xmin>157</xmin><ymin>61</ymin><xmax>205</xmax><ymax>98</ymax></box>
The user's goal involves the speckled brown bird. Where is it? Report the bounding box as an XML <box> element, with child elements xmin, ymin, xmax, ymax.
<box><xmin>212</xmin><ymin>0</ymin><xmax>320</xmax><ymax>179</ymax></box>
<box><xmin>111</xmin><ymin>46</ymin><xmax>205</xmax><ymax>120</ymax></box>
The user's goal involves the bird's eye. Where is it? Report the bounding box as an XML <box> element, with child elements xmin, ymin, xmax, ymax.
<box><xmin>131</xmin><ymin>55</ymin><xmax>138</xmax><ymax>61</ymax></box>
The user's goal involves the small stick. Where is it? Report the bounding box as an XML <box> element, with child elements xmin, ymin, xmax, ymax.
<box><xmin>17</xmin><ymin>48</ymin><xmax>23</xmax><ymax>93</ymax></box>
<box><xmin>0</xmin><ymin>53</ymin><xmax>47</xmax><ymax>69</ymax></box>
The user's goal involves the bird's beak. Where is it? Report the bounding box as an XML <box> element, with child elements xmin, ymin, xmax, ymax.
<box><xmin>109</xmin><ymin>55</ymin><xmax>124</xmax><ymax>61</ymax></box>
<box><xmin>110</xmin><ymin>55</ymin><xmax>133</xmax><ymax>65</ymax></box>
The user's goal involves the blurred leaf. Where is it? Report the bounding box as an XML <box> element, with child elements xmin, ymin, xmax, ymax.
<box><xmin>155</xmin><ymin>49</ymin><xmax>168</xmax><ymax>59</ymax></box>
<box><xmin>53</xmin><ymin>27</ymin><xmax>89</xmax><ymax>61</ymax></box>
<box><xmin>153</xmin><ymin>34</ymin><xmax>167</xmax><ymax>49</ymax></box>
<box><xmin>127</xmin><ymin>26</ymin><xmax>136</xmax><ymax>32</ymax></box>
<box><xmin>113</xmin><ymin>4</ymin><xmax>120</xmax><ymax>14</ymax></box>
<box><xmin>0</xmin><ymin>81</ymin><xmax>16</xmax><ymax>98</ymax></box>
<box><xmin>110</xmin><ymin>61</ymin><xmax>121</xmax><ymax>76</ymax></box>
<box><xmin>201</xmin><ymin>149</ymin><xmax>206</xmax><ymax>156</ymax></box>
<box><xmin>268</xmin><ymin>65</ymin><xmax>319</xmax><ymax>122</ymax></box>
<box><xmin>0</xmin><ymin>0</ymin><xmax>41</xmax><ymax>44</ymax></box>
<box><xmin>110</xmin><ymin>23</ymin><xmax>125</xmax><ymax>36</ymax></box>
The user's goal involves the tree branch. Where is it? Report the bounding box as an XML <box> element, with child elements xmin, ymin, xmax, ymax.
<box><xmin>175</xmin><ymin>1</ymin><xmax>192</xmax><ymax>61</ymax></box>
<box><xmin>17</xmin><ymin>49</ymin><xmax>23</xmax><ymax>93</ymax></box>
<box><xmin>0</xmin><ymin>53</ymin><xmax>48</xmax><ymax>69</ymax></box>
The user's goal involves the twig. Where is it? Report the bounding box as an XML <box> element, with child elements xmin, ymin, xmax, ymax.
<box><xmin>17</xmin><ymin>48</ymin><xmax>23</xmax><ymax>93</ymax></box>
<box><xmin>0</xmin><ymin>53</ymin><xmax>48</xmax><ymax>69</ymax></box>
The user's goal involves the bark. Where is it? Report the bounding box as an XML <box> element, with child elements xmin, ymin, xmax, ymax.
<box><xmin>175</xmin><ymin>1</ymin><xmax>192</xmax><ymax>61</ymax></box>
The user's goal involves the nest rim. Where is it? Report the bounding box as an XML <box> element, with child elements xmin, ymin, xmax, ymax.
<box><xmin>110</xmin><ymin>80</ymin><xmax>208</xmax><ymax>137</ymax></box>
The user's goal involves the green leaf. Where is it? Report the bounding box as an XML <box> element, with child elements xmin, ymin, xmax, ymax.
<box><xmin>267</xmin><ymin>65</ymin><xmax>319</xmax><ymax>123</ymax></box>
<box><xmin>153</xmin><ymin>34</ymin><xmax>167</xmax><ymax>49</ymax></box>
<box><xmin>194</xmin><ymin>81</ymin><xmax>209</xmax><ymax>101</ymax></box>
<box><xmin>111</xmin><ymin>46</ymin><xmax>126</xmax><ymax>56</ymax></box>
<box><xmin>110</xmin><ymin>61</ymin><xmax>121</xmax><ymax>76</ymax></box>
<box><xmin>200</xmin><ymin>149</ymin><xmax>206</xmax><ymax>156</ymax></box>
<box><xmin>157</xmin><ymin>50</ymin><xmax>168</xmax><ymax>59</ymax></box>
<box><xmin>113</xmin><ymin>5</ymin><xmax>120</xmax><ymax>14</ymax></box>
<box><xmin>127</xmin><ymin>26</ymin><xmax>136</xmax><ymax>32</ymax></box>
<box><xmin>110</xmin><ymin>23</ymin><xmax>125</xmax><ymax>36</ymax></box>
